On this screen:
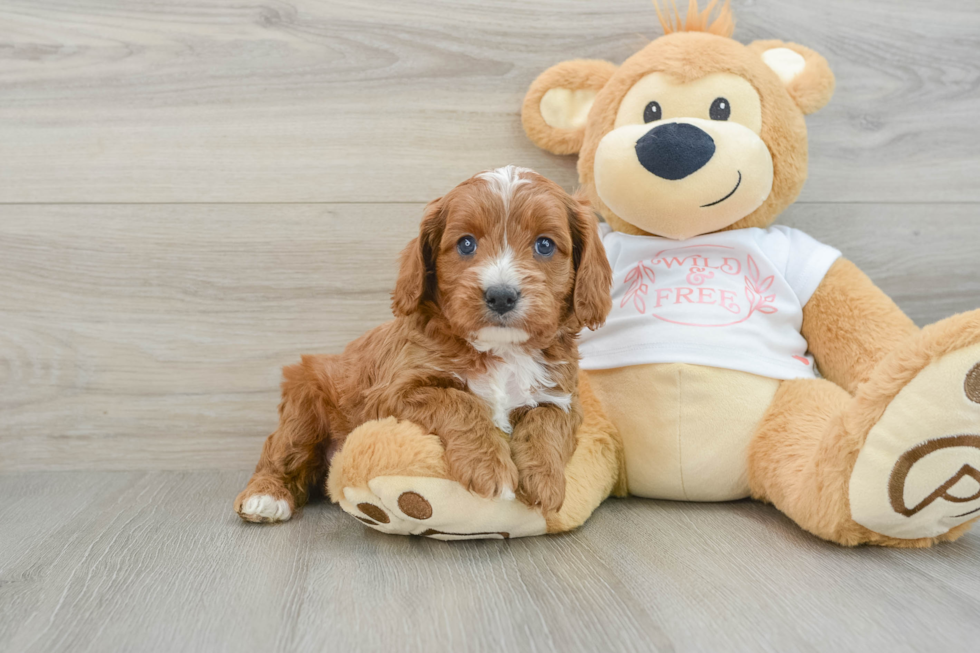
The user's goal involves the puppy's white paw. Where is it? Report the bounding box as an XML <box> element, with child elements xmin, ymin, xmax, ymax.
<box><xmin>239</xmin><ymin>494</ymin><xmax>292</xmax><ymax>523</ymax></box>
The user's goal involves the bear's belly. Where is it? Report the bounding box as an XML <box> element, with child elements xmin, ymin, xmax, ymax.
<box><xmin>587</xmin><ymin>363</ymin><xmax>780</xmax><ymax>501</ymax></box>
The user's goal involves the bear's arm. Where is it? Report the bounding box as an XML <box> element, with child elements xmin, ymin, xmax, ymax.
<box><xmin>801</xmin><ymin>258</ymin><xmax>918</xmax><ymax>394</ymax></box>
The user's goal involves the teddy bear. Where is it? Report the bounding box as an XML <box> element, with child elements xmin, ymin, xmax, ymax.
<box><xmin>325</xmin><ymin>0</ymin><xmax>980</xmax><ymax>545</ymax></box>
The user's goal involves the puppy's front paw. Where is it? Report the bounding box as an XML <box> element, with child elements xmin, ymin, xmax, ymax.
<box><xmin>517</xmin><ymin>462</ymin><xmax>566</xmax><ymax>515</ymax></box>
<box><xmin>445</xmin><ymin>436</ymin><xmax>519</xmax><ymax>499</ymax></box>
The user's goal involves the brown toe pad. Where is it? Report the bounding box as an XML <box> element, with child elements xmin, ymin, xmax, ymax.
<box><xmin>965</xmin><ymin>363</ymin><xmax>980</xmax><ymax>404</ymax></box>
<box><xmin>397</xmin><ymin>491</ymin><xmax>433</xmax><ymax>520</ymax></box>
<box><xmin>357</xmin><ymin>503</ymin><xmax>389</xmax><ymax>524</ymax></box>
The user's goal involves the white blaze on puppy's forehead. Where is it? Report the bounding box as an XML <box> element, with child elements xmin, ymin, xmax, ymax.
<box><xmin>477</xmin><ymin>165</ymin><xmax>534</xmax><ymax>215</ymax></box>
<box><xmin>474</xmin><ymin>167</ymin><xmax>535</xmax><ymax>293</ymax></box>
<box><xmin>477</xmin><ymin>246</ymin><xmax>523</xmax><ymax>291</ymax></box>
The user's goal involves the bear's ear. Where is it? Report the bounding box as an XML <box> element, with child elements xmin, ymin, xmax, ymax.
<box><xmin>522</xmin><ymin>60</ymin><xmax>618</xmax><ymax>156</ymax></box>
<box><xmin>749</xmin><ymin>40</ymin><xmax>835</xmax><ymax>115</ymax></box>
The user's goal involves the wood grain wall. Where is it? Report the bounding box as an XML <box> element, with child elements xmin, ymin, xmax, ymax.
<box><xmin>1</xmin><ymin>0</ymin><xmax>978</xmax><ymax>471</ymax></box>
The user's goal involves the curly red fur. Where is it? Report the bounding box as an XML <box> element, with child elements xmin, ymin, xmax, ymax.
<box><xmin>236</xmin><ymin>168</ymin><xmax>612</xmax><ymax>518</ymax></box>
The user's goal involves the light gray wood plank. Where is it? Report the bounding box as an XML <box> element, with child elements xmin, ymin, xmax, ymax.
<box><xmin>0</xmin><ymin>472</ymin><xmax>144</xmax><ymax>647</ymax></box>
<box><xmin>0</xmin><ymin>0</ymin><xmax>977</xmax><ymax>203</ymax></box>
<box><xmin>780</xmin><ymin>203</ymin><xmax>980</xmax><ymax>326</ymax></box>
<box><xmin>584</xmin><ymin>499</ymin><xmax>980</xmax><ymax>653</ymax></box>
<box><xmin>1</xmin><ymin>202</ymin><xmax>977</xmax><ymax>471</ymax></box>
<box><xmin>0</xmin><ymin>471</ymin><xmax>976</xmax><ymax>653</ymax></box>
<box><xmin>0</xmin><ymin>203</ymin><xmax>420</xmax><ymax>471</ymax></box>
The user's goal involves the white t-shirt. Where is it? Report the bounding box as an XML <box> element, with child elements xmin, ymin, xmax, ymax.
<box><xmin>580</xmin><ymin>224</ymin><xmax>841</xmax><ymax>380</ymax></box>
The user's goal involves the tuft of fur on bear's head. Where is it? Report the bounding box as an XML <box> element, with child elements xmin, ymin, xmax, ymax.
<box><xmin>522</xmin><ymin>0</ymin><xmax>834</xmax><ymax>240</ymax></box>
<box><xmin>653</xmin><ymin>0</ymin><xmax>735</xmax><ymax>38</ymax></box>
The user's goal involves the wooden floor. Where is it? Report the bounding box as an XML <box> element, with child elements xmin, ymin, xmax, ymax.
<box><xmin>1</xmin><ymin>471</ymin><xmax>978</xmax><ymax>653</ymax></box>
<box><xmin>1</xmin><ymin>0</ymin><xmax>979</xmax><ymax>651</ymax></box>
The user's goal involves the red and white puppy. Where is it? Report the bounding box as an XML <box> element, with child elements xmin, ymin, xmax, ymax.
<box><xmin>235</xmin><ymin>166</ymin><xmax>612</xmax><ymax>522</ymax></box>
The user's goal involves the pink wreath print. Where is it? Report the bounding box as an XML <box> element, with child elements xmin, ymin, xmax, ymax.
<box><xmin>622</xmin><ymin>261</ymin><xmax>656</xmax><ymax>313</ymax></box>
<box><xmin>744</xmin><ymin>254</ymin><xmax>777</xmax><ymax>316</ymax></box>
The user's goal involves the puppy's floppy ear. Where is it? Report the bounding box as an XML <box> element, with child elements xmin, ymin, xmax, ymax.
<box><xmin>522</xmin><ymin>60</ymin><xmax>618</xmax><ymax>156</ymax></box>
<box><xmin>567</xmin><ymin>194</ymin><xmax>612</xmax><ymax>331</ymax></box>
<box><xmin>749</xmin><ymin>40</ymin><xmax>835</xmax><ymax>115</ymax></box>
<box><xmin>392</xmin><ymin>198</ymin><xmax>445</xmax><ymax>316</ymax></box>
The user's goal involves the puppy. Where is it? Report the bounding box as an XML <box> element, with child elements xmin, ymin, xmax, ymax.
<box><xmin>235</xmin><ymin>166</ymin><xmax>612</xmax><ymax>523</ymax></box>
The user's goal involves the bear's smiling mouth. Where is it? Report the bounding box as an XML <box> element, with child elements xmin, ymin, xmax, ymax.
<box><xmin>700</xmin><ymin>171</ymin><xmax>742</xmax><ymax>208</ymax></box>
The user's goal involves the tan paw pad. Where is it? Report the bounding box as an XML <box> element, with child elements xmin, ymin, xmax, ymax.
<box><xmin>367</xmin><ymin>476</ymin><xmax>547</xmax><ymax>539</ymax></box>
<box><xmin>850</xmin><ymin>346</ymin><xmax>980</xmax><ymax>539</ymax></box>
<box><xmin>337</xmin><ymin>477</ymin><xmax>547</xmax><ymax>540</ymax></box>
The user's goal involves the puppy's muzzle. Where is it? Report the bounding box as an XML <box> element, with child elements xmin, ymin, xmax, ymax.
<box><xmin>484</xmin><ymin>285</ymin><xmax>521</xmax><ymax>316</ymax></box>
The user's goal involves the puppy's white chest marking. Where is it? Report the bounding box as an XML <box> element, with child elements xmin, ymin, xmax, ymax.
<box><xmin>465</xmin><ymin>344</ymin><xmax>571</xmax><ymax>434</ymax></box>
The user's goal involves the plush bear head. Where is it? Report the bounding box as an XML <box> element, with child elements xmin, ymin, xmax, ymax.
<box><xmin>522</xmin><ymin>0</ymin><xmax>835</xmax><ymax>240</ymax></box>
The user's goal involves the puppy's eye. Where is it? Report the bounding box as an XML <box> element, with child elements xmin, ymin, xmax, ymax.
<box><xmin>456</xmin><ymin>235</ymin><xmax>477</xmax><ymax>256</ymax></box>
<box><xmin>709</xmin><ymin>97</ymin><xmax>730</xmax><ymax>121</ymax></box>
<box><xmin>643</xmin><ymin>101</ymin><xmax>662</xmax><ymax>123</ymax></box>
<box><xmin>534</xmin><ymin>236</ymin><xmax>556</xmax><ymax>257</ymax></box>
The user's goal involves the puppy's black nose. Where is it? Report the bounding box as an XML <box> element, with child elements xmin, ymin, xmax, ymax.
<box><xmin>635</xmin><ymin>122</ymin><xmax>715</xmax><ymax>180</ymax></box>
<box><xmin>484</xmin><ymin>285</ymin><xmax>520</xmax><ymax>315</ymax></box>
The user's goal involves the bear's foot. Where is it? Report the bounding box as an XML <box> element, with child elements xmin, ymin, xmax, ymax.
<box><xmin>339</xmin><ymin>476</ymin><xmax>546</xmax><ymax>540</ymax></box>
<box><xmin>329</xmin><ymin>418</ymin><xmax>547</xmax><ymax>540</ymax></box>
<box><xmin>849</xmin><ymin>311</ymin><xmax>980</xmax><ymax>540</ymax></box>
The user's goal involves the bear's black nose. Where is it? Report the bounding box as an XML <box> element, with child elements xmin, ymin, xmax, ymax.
<box><xmin>635</xmin><ymin>122</ymin><xmax>716</xmax><ymax>180</ymax></box>
<box><xmin>484</xmin><ymin>285</ymin><xmax>520</xmax><ymax>315</ymax></box>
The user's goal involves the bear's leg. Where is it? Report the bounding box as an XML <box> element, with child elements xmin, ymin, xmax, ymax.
<box><xmin>749</xmin><ymin>310</ymin><xmax>980</xmax><ymax>547</ymax></box>
<box><xmin>748</xmin><ymin>378</ymin><xmax>883</xmax><ymax>546</ymax></box>
<box><xmin>328</xmin><ymin>374</ymin><xmax>623</xmax><ymax>539</ymax></box>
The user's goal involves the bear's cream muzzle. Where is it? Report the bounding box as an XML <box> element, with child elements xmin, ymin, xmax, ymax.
<box><xmin>594</xmin><ymin>117</ymin><xmax>774</xmax><ymax>240</ymax></box>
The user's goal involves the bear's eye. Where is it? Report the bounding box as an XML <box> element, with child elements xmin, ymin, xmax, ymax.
<box><xmin>534</xmin><ymin>236</ymin><xmax>555</xmax><ymax>257</ymax></box>
<box><xmin>643</xmin><ymin>101</ymin><xmax>662</xmax><ymax>123</ymax></box>
<box><xmin>709</xmin><ymin>97</ymin><xmax>731</xmax><ymax>121</ymax></box>
<box><xmin>457</xmin><ymin>235</ymin><xmax>477</xmax><ymax>256</ymax></box>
